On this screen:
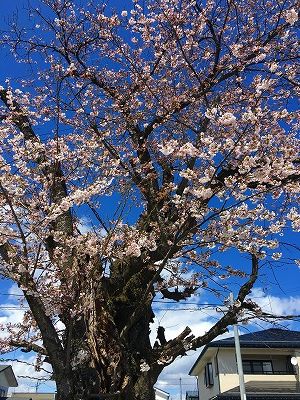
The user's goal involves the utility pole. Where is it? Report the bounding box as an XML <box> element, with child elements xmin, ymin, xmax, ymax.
<box><xmin>179</xmin><ymin>377</ymin><xmax>183</xmax><ymax>400</ymax></box>
<box><xmin>230</xmin><ymin>292</ymin><xmax>247</xmax><ymax>400</ymax></box>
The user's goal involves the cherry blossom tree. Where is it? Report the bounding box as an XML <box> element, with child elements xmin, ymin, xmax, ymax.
<box><xmin>0</xmin><ymin>0</ymin><xmax>299</xmax><ymax>399</ymax></box>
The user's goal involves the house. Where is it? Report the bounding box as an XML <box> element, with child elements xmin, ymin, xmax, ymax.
<box><xmin>189</xmin><ymin>328</ymin><xmax>300</xmax><ymax>400</ymax></box>
<box><xmin>9</xmin><ymin>394</ymin><xmax>55</xmax><ymax>400</ymax></box>
<box><xmin>155</xmin><ymin>387</ymin><xmax>170</xmax><ymax>400</ymax></box>
<box><xmin>0</xmin><ymin>365</ymin><xmax>18</xmax><ymax>398</ymax></box>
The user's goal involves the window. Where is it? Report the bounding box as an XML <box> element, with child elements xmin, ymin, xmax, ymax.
<box><xmin>242</xmin><ymin>360</ymin><xmax>273</xmax><ymax>374</ymax></box>
<box><xmin>204</xmin><ymin>363</ymin><xmax>214</xmax><ymax>387</ymax></box>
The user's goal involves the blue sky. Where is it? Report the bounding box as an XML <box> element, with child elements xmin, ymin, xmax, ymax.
<box><xmin>0</xmin><ymin>1</ymin><xmax>299</xmax><ymax>399</ymax></box>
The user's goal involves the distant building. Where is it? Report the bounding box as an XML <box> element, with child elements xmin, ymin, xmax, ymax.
<box><xmin>9</xmin><ymin>394</ymin><xmax>55</xmax><ymax>400</ymax></box>
<box><xmin>0</xmin><ymin>365</ymin><xmax>18</xmax><ymax>398</ymax></box>
<box><xmin>186</xmin><ymin>390</ymin><xmax>199</xmax><ymax>400</ymax></box>
<box><xmin>189</xmin><ymin>328</ymin><xmax>300</xmax><ymax>400</ymax></box>
<box><xmin>9</xmin><ymin>389</ymin><xmax>167</xmax><ymax>400</ymax></box>
<box><xmin>155</xmin><ymin>387</ymin><xmax>170</xmax><ymax>400</ymax></box>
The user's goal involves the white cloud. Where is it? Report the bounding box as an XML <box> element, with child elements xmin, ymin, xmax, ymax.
<box><xmin>78</xmin><ymin>216</ymin><xmax>107</xmax><ymax>237</ymax></box>
<box><xmin>250</xmin><ymin>287</ymin><xmax>300</xmax><ymax>317</ymax></box>
<box><xmin>151</xmin><ymin>298</ymin><xmax>218</xmax><ymax>399</ymax></box>
<box><xmin>0</xmin><ymin>305</ymin><xmax>26</xmax><ymax>337</ymax></box>
<box><xmin>0</xmin><ymin>283</ymin><xmax>27</xmax><ymax>339</ymax></box>
<box><xmin>78</xmin><ymin>216</ymin><xmax>93</xmax><ymax>234</ymax></box>
<box><xmin>1</xmin><ymin>355</ymin><xmax>54</xmax><ymax>394</ymax></box>
<box><xmin>8</xmin><ymin>283</ymin><xmax>23</xmax><ymax>298</ymax></box>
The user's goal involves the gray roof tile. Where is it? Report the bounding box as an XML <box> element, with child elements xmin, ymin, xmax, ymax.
<box><xmin>210</xmin><ymin>328</ymin><xmax>300</xmax><ymax>348</ymax></box>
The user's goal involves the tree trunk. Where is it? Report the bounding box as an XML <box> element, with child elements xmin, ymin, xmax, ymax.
<box><xmin>54</xmin><ymin>298</ymin><xmax>160</xmax><ymax>400</ymax></box>
<box><xmin>49</xmin><ymin>265</ymin><xmax>164</xmax><ymax>400</ymax></box>
<box><xmin>55</xmin><ymin>368</ymin><xmax>157</xmax><ymax>400</ymax></box>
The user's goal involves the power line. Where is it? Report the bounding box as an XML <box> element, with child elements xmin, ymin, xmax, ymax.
<box><xmin>153</xmin><ymin>300</ymin><xmax>222</xmax><ymax>306</ymax></box>
<box><xmin>0</xmin><ymin>293</ymin><xmax>223</xmax><ymax>307</ymax></box>
<box><xmin>0</xmin><ymin>293</ymin><xmax>24</xmax><ymax>297</ymax></box>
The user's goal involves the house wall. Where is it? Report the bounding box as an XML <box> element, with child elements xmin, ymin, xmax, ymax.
<box><xmin>218</xmin><ymin>348</ymin><xmax>299</xmax><ymax>394</ymax></box>
<box><xmin>0</xmin><ymin>373</ymin><xmax>9</xmax><ymax>397</ymax></box>
<box><xmin>197</xmin><ymin>356</ymin><xmax>221</xmax><ymax>400</ymax></box>
<box><xmin>0</xmin><ymin>374</ymin><xmax>10</xmax><ymax>388</ymax></box>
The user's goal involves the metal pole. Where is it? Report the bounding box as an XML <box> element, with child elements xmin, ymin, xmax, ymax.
<box><xmin>230</xmin><ymin>292</ymin><xmax>247</xmax><ymax>400</ymax></box>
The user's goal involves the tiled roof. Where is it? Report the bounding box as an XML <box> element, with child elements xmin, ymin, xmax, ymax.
<box><xmin>209</xmin><ymin>328</ymin><xmax>300</xmax><ymax>348</ymax></box>
<box><xmin>224</xmin><ymin>380</ymin><xmax>300</xmax><ymax>394</ymax></box>
<box><xmin>213</xmin><ymin>380</ymin><xmax>300</xmax><ymax>400</ymax></box>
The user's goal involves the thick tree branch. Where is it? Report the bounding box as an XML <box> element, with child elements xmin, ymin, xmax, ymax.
<box><xmin>0</xmin><ymin>242</ymin><xmax>64</xmax><ymax>373</ymax></box>
<box><xmin>0</xmin><ymin>89</ymin><xmax>73</xmax><ymax>238</ymax></box>
<box><xmin>214</xmin><ymin>162</ymin><xmax>300</xmax><ymax>190</ymax></box>
<box><xmin>9</xmin><ymin>340</ymin><xmax>48</xmax><ymax>355</ymax></box>
<box><xmin>156</xmin><ymin>255</ymin><xmax>259</xmax><ymax>364</ymax></box>
<box><xmin>0</xmin><ymin>89</ymin><xmax>38</xmax><ymax>141</ymax></box>
<box><xmin>160</xmin><ymin>286</ymin><xmax>198</xmax><ymax>302</ymax></box>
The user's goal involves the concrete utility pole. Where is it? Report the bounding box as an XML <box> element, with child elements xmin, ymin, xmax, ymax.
<box><xmin>230</xmin><ymin>292</ymin><xmax>247</xmax><ymax>400</ymax></box>
<box><xmin>179</xmin><ymin>377</ymin><xmax>183</xmax><ymax>400</ymax></box>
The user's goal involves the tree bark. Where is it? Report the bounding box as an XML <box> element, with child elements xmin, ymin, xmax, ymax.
<box><xmin>52</xmin><ymin>280</ymin><xmax>160</xmax><ymax>400</ymax></box>
<box><xmin>55</xmin><ymin>367</ymin><xmax>158</xmax><ymax>400</ymax></box>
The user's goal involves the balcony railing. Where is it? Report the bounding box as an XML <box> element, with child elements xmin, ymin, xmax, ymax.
<box><xmin>244</xmin><ymin>369</ymin><xmax>296</xmax><ymax>375</ymax></box>
<box><xmin>242</xmin><ymin>360</ymin><xmax>296</xmax><ymax>375</ymax></box>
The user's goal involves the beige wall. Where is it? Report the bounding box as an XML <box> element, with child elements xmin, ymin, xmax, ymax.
<box><xmin>218</xmin><ymin>348</ymin><xmax>299</xmax><ymax>393</ymax></box>
<box><xmin>197</xmin><ymin>351</ymin><xmax>221</xmax><ymax>400</ymax></box>
<box><xmin>220</xmin><ymin>371</ymin><xmax>298</xmax><ymax>393</ymax></box>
